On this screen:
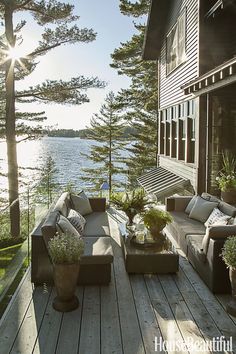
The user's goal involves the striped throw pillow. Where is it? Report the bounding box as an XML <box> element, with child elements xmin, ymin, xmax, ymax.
<box><xmin>67</xmin><ymin>209</ymin><xmax>86</xmax><ymax>235</ymax></box>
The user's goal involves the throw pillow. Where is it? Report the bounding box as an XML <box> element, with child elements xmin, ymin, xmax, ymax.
<box><xmin>189</xmin><ymin>196</ymin><xmax>218</xmax><ymax>223</ymax></box>
<box><xmin>67</xmin><ymin>209</ymin><xmax>86</xmax><ymax>234</ymax></box>
<box><xmin>185</xmin><ymin>195</ymin><xmax>198</xmax><ymax>214</ymax></box>
<box><xmin>71</xmin><ymin>191</ymin><xmax>93</xmax><ymax>216</ymax></box>
<box><xmin>56</xmin><ymin>215</ymin><xmax>81</xmax><ymax>239</ymax></box>
<box><xmin>201</xmin><ymin>192</ymin><xmax>220</xmax><ymax>203</ymax></box>
<box><xmin>204</xmin><ymin>207</ymin><xmax>230</xmax><ymax>227</ymax></box>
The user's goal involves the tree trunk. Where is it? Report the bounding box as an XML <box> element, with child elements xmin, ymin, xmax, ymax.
<box><xmin>5</xmin><ymin>4</ymin><xmax>20</xmax><ymax>237</ymax></box>
<box><xmin>108</xmin><ymin>115</ymin><xmax>112</xmax><ymax>200</ymax></box>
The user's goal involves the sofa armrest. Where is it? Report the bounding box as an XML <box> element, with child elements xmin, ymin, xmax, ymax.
<box><xmin>205</xmin><ymin>237</ymin><xmax>231</xmax><ymax>292</ymax></box>
<box><xmin>89</xmin><ymin>198</ymin><xmax>106</xmax><ymax>212</ymax></box>
<box><xmin>201</xmin><ymin>224</ymin><xmax>236</xmax><ymax>255</ymax></box>
<box><xmin>166</xmin><ymin>196</ymin><xmax>193</xmax><ymax>212</ymax></box>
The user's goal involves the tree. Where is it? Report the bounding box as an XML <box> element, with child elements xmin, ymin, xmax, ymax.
<box><xmin>81</xmin><ymin>91</ymin><xmax>125</xmax><ymax>198</ymax></box>
<box><xmin>110</xmin><ymin>0</ymin><xmax>158</xmax><ymax>187</ymax></box>
<box><xmin>34</xmin><ymin>156</ymin><xmax>59</xmax><ymax>208</ymax></box>
<box><xmin>0</xmin><ymin>1</ymin><xmax>105</xmax><ymax>237</ymax></box>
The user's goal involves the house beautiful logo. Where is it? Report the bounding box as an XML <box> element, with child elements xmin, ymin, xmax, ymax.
<box><xmin>154</xmin><ymin>336</ymin><xmax>233</xmax><ymax>352</ymax></box>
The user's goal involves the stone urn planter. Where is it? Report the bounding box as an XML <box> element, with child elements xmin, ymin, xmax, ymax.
<box><xmin>53</xmin><ymin>263</ymin><xmax>80</xmax><ymax>312</ymax></box>
<box><xmin>226</xmin><ymin>267</ymin><xmax>236</xmax><ymax>317</ymax></box>
<box><xmin>48</xmin><ymin>233</ymin><xmax>85</xmax><ymax>312</ymax></box>
<box><xmin>221</xmin><ymin>236</ymin><xmax>236</xmax><ymax>317</ymax></box>
<box><xmin>221</xmin><ymin>190</ymin><xmax>236</xmax><ymax>205</ymax></box>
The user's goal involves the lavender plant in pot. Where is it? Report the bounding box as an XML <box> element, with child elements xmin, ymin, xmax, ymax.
<box><xmin>48</xmin><ymin>233</ymin><xmax>85</xmax><ymax>312</ymax></box>
<box><xmin>221</xmin><ymin>236</ymin><xmax>236</xmax><ymax>317</ymax></box>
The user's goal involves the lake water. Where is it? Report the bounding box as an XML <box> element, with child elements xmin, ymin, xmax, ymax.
<box><xmin>0</xmin><ymin>137</ymin><xmax>130</xmax><ymax>197</ymax></box>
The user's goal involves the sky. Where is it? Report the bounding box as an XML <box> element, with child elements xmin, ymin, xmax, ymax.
<box><xmin>14</xmin><ymin>0</ymin><xmax>137</xmax><ymax>130</ymax></box>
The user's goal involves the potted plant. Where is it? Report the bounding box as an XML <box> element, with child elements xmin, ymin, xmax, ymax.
<box><xmin>110</xmin><ymin>189</ymin><xmax>150</xmax><ymax>225</ymax></box>
<box><xmin>221</xmin><ymin>236</ymin><xmax>236</xmax><ymax>317</ymax></box>
<box><xmin>216</xmin><ymin>151</ymin><xmax>236</xmax><ymax>204</ymax></box>
<box><xmin>48</xmin><ymin>233</ymin><xmax>85</xmax><ymax>312</ymax></box>
<box><xmin>142</xmin><ymin>208</ymin><xmax>172</xmax><ymax>241</ymax></box>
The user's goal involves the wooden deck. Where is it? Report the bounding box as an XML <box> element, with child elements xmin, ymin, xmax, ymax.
<box><xmin>0</xmin><ymin>213</ymin><xmax>236</xmax><ymax>354</ymax></box>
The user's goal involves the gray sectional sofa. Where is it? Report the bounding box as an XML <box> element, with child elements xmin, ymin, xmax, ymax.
<box><xmin>31</xmin><ymin>192</ymin><xmax>113</xmax><ymax>285</ymax></box>
<box><xmin>166</xmin><ymin>193</ymin><xmax>236</xmax><ymax>293</ymax></box>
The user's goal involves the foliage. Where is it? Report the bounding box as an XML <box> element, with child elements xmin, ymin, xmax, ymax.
<box><xmin>221</xmin><ymin>236</ymin><xmax>236</xmax><ymax>268</ymax></box>
<box><xmin>216</xmin><ymin>152</ymin><xmax>236</xmax><ymax>191</ymax></box>
<box><xmin>34</xmin><ymin>156</ymin><xmax>59</xmax><ymax>207</ymax></box>
<box><xmin>48</xmin><ymin>233</ymin><xmax>85</xmax><ymax>264</ymax></box>
<box><xmin>110</xmin><ymin>188</ymin><xmax>149</xmax><ymax>224</ymax></box>
<box><xmin>142</xmin><ymin>208</ymin><xmax>172</xmax><ymax>232</ymax></box>
<box><xmin>110</xmin><ymin>1</ymin><xmax>158</xmax><ymax>187</ymax></box>
<box><xmin>0</xmin><ymin>208</ymin><xmax>35</xmax><ymax>248</ymax></box>
<box><xmin>81</xmin><ymin>91</ymin><xmax>126</xmax><ymax>195</ymax></box>
<box><xmin>0</xmin><ymin>244</ymin><xmax>22</xmax><ymax>279</ymax></box>
<box><xmin>0</xmin><ymin>0</ymin><xmax>105</xmax><ymax>237</ymax></box>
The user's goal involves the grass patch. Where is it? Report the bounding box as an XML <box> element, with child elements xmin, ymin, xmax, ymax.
<box><xmin>0</xmin><ymin>259</ymin><xmax>29</xmax><ymax>319</ymax></box>
<box><xmin>0</xmin><ymin>244</ymin><xmax>23</xmax><ymax>280</ymax></box>
<box><xmin>0</xmin><ymin>208</ymin><xmax>35</xmax><ymax>248</ymax></box>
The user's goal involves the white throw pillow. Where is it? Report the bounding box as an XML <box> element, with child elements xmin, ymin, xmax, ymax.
<box><xmin>71</xmin><ymin>191</ymin><xmax>93</xmax><ymax>216</ymax></box>
<box><xmin>204</xmin><ymin>207</ymin><xmax>230</xmax><ymax>227</ymax></box>
<box><xmin>189</xmin><ymin>196</ymin><xmax>218</xmax><ymax>223</ymax></box>
<box><xmin>67</xmin><ymin>209</ymin><xmax>86</xmax><ymax>234</ymax></box>
<box><xmin>56</xmin><ymin>215</ymin><xmax>81</xmax><ymax>239</ymax></box>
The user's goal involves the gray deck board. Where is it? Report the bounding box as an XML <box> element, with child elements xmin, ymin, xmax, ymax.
<box><xmin>0</xmin><ymin>216</ymin><xmax>235</xmax><ymax>354</ymax></box>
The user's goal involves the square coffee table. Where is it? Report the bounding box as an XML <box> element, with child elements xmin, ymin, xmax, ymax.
<box><xmin>120</xmin><ymin>227</ymin><xmax>179</xmax><ymax>274</ymax></box>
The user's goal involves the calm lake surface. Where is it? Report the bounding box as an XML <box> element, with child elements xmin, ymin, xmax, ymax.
<box><xmin>0</xmin><ymin>137</ymin><xmax>130</xmax><ymax>196</ymax></box>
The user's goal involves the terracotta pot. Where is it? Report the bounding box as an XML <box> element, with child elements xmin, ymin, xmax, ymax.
<box><xmin>226</xmin><ymin>267</ymin><xmax>236</xmax><ymax>317</ymax></box>
<box><xmin>149</xmin><ymin>226</ymin><xmax>166</xmax><ymax>242</ymax></box>
<box><xmin>221</xmin><ymin>190</ymin><xmax>236</xmax><ymax>205</ymax></box>
<box><xmin>53</xmin><ymin>263</ymin><xmax>80</xmax><ymax>312</ymax></box>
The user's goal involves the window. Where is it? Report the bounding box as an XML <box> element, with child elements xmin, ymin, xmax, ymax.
<box><xmin>166</xmin><ymin>11</ymin><xmax>186</xmax><ymax>74</ymax></box>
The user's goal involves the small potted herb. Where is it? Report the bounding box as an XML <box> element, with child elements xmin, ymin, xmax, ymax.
<box><xmin>221</xmin><ymin>236</ymin><xmax>236</xmax><ymax>317</ymax></box>
<box><xmin>142</xmin><ymin>208</ymin><xmax>172</xmax><ymax>241</ymax></box>
<box><xmin>216</xmin><ymin>152</ymin><xmax>236</xmax><ymax>204</ymax></box>
<box><xmin>48</xmin><ymin>233</ymin><xmax>85</xmax><ymax>312</ymax></box>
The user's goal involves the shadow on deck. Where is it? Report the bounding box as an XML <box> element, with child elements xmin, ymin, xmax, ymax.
<box><xmin>0</xmin><ymin>212</ymin><xmax>235</xmax><ymax>354</ymax></box>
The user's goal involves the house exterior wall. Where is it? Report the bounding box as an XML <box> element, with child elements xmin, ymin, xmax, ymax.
<box><xmin>159</xmin><ymin>0</ymin><xmax>199</xmax><ymax>109</ymax></box>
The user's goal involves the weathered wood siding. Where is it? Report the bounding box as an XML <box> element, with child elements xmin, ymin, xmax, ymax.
<box><xmin>159</xmin><ymin>0</ymin><xmax>199</xmax><ymax>109</ymax></box>
<box><xmin>159</xmin><ymin>156</ymin><xmax>197</xmax><ymax>190</ymax></box>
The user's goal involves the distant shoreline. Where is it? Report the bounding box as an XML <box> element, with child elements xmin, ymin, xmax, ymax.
<box><xmin>47</xmin><ymin>127</ymin><xmax>136</xmax><ymax>140</ymax></box>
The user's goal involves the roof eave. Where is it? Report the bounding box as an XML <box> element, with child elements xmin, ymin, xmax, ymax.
<box><xmin>142</xmin><ymin>0</ymin><xmax>170</xmax><ymax>60</ymax></box>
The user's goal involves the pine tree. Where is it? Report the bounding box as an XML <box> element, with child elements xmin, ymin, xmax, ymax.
<box><xmin>0</xmin><ymin>1</ymin><xmax>105</xmax><ymax>237</ymax></box>
<box><xmin>110</xmin><ymin>0</ymin><xmax>158</xmax><ymax>187</ymax></box>
<box><xmin>34</xmin><ymin>156</ymin><xmax>59</xmax><ymax>208</ymax></box>
<box><xmin>81</xmin><ymin>92</ymin><xmax>126</xmax><ymax>198</ymax></box>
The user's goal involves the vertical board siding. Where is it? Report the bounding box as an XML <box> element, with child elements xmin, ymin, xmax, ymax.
<box><xmin>159</xmin><ymin>0</ymin><xmax>199</xmax><ymax>109</ymax></box>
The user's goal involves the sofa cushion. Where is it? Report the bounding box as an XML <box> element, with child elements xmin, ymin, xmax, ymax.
<box><xmin>204</xmin><ymin>207</ymin><xmax>231</xmax><ymax>227</ymax></box>
<box><xmin>186</xmin><ymin>234</ymin><xmax>206</xmax><ymax>261</ymax></box>
<box><xmin>41</xmin><ymin>211</ymin><xmax>60</xmax><ymax>246</ymax></box>
<box><xmin>71</xmin><ymin>191</ymin><xmax>93</xmax><ymax>216</ymax></box>
<box><xmin>67</xmin><ymin>209</ymin><xmax>86</xmax><ymax>234</ymax></box>
<box><xmin>80</xmin><ymin>237</ymin><xmax>113</xmax><ymax>265</ymax></box>
<box><xmin>56</xmin><ymin>215</ymin><xmax>81</xmax><ymax>238</ymax></box>
<box><xmin>218</xmin><ymin>201</ymin><xmax>236</xmax><ymax>217</ymax></box>
<box><xmin>189</xmin><ymin>196</ymin><xmax>218</xmax><ymax>223</ymax></box>
<box><xmin>54</xmin><ymin>192</ymin><xmax>71</xmax><ymax>216</ymax></box>
<box><xmin>83</xmin><ymin>212</ymin><xmax>110</xmax><ymax>237</ymax></box>
<box><xmin>185</xmin><ymin>195</ymin><xmax>198</xmax><ymax>214</ymax></box>
<box><xmin>170</xmin><ymin>211</ymin><xmax>206</xmax><ymax>237</ymax></box>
